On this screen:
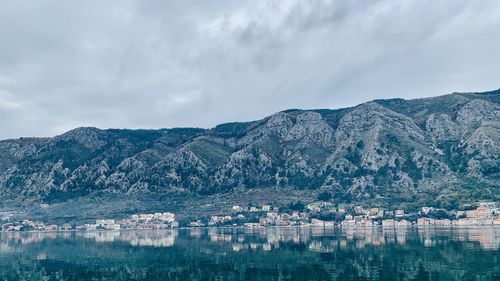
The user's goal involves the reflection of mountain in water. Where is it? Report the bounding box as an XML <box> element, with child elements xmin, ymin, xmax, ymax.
<box><xmin>0</xmin><ymin>227</ymin><xmax>499</xmax><ymax>280</ymax></box>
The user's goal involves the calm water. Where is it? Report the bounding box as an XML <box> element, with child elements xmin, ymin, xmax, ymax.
<box><xmin>0</xmin><ymin>227</ymin><xmax>499</xmax><ymax>281</ymax></box>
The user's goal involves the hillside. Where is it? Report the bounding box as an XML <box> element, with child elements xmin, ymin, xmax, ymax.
<box><xmin>0</xmin><ymin>90</ymin><xmax>499</xmax><ymax>222</ymax></box>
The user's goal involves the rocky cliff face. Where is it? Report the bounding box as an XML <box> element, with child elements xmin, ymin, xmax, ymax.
<box><xmin>1</xmin><ymin>90</ymin><xmax>499</xmax><ymax>209</ymax></box>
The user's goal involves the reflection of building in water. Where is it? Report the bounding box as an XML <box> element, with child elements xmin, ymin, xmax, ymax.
<box><xmin>123</xmin><ymin>230</ymin><xmax>179</xmax><ymax>247</ymax></box>
<box><xmin>454</xmin><ymin>227</ymin><xmax>500</xmax><ymax>250</ymax></box>
<box><xmin>4</xmin><ymin>232</ymin><xmax>59</xmax><ymax>245</ymax></box>
<box><xmin>266</xmin><ymin>227</ymin><xmax>311</xmax><ymax>245</ymax></box>
<box><xmin>424</xmin><ymin>238</ymin><xmax>434</xmax><ymax>247</ymax></box>
<box><xmin>396</xmin><ymin>228</ymin><xmax>408</xmax><ymax>245</ymax></box>
<box><xmin>0</xmin><ymin>232</ymin><xmax>58</xmax><ymax>254</ymax></box>
<box><xmin>189</xmin><ymin>228</ymin><xmax>203</xmax><ymax>238</ymax></box>
<box><xmin>1</xmin><ymin>226</ymin><xmax>499</xmax><ymax>256</ymax></box>
<box><xmin>129</xmin><ymin>236</ymin><xmax>175</xmax><ymax>247</ymax></box>
<box><xmin>198</xmin><ymin>227</ymin><xmax>492</xmax><ymax>252</ymax></box>
<box><xmin>77</xmin><ymin>230</ymin><xmax>179</xmax><ymax>247</ymax></box>
<box><xmin>82</xmin><ymin>231</ymin><xmax>120</xmax><ymax>242</ymax></box>
<box><xmin>416</xmin><ymin>226</ymin><xmax>500</xmax><ymax>250</ymax></box>
<box><xmin>309</xmin><ymin>240</ymin><xmax>335</xmax><ymax>252</ymax></box>
<box><xmin>225</xmin><ymin>227</ymin><xmax>415</xmax><ymax>252</ymax></box>
<box><xmin>344</xmin><ymin>227</ymin><xmax>399</xmax><ymax>246</ymax></box>
<box><xmin>232</xmin><ymin>243</ymin><xmax>244</xmax><ymax>251</ymax></box>
<box><xmin>208</xmin><ymin>228</ymin><xmax>232</xmax><ymax>242</ymax></box>
<box><xmin>0</xmin><ymin>241</ymin><xmax>13</xmax><ymax>253</ymax></box>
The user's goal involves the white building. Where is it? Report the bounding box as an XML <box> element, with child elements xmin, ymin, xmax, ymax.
<box><xmin>262</xmin><ymin>205</ymin><xmax>271</xmax><ymax>212</ymax></box>
<box><xmin>479</xmin><ymin>202</ymin><xmax>496</xmax><ymax>209</ymax></box>
<box><xmin>395</xmin><ymin>210</ymin><xmax>405</xmax><ymax>217</ymax></box>
<box><xmin>232</xmin><ymin>205</ymin><xmax>244</xmax><ymax>212</ymax></box>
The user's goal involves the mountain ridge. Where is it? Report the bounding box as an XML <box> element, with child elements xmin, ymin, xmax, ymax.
<box><xmin>0</xmin><ymin>89</ymin><xmax>499</xmax><ymax>222</ymax></box>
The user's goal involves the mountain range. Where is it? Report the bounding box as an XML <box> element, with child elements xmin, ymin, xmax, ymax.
<box><xmin>0</xmin><ymin>89</ymin><xmax>499</xmax><ymax>222</ymax></box>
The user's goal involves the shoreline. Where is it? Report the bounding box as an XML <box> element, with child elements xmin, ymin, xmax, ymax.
<box><xmin>1</xmin><ymin>224</ymin><xmax>499</xmax><ymax>233</ymax></box>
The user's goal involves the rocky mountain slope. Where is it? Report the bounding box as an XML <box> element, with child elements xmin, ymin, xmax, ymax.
<box><xmin>0</xmin><ymin>90</ymin><xmax>499</xmax><ymax>215</ymax></box>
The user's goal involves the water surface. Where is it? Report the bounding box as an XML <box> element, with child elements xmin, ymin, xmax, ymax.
<box><xmin>0</xmin><ymin>226</ymin><xmax>499</xmax><ymax>280</ymax></box>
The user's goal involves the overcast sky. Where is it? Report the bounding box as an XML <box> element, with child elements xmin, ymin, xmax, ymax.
<box><xmin>0</xmin><ymin>0</ymin><xmax>499</xmax><ymax>139</ymax></box>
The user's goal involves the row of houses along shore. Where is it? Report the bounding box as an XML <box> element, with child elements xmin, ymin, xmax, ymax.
<box><xmin>1</xmin><ymin>202</ymin><xmax>499</xmax><ymax>232</ymax></box>
<box><xmin>205</xmin><ymin>201</ymin><xmax>499</xmax><ymax>228</ymax></box>
<box><xmin>1</xmin><ymin>212</ymin><xmax>179</xmax><ymax>232</ymax></box>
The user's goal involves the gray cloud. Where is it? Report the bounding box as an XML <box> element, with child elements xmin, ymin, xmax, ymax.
<box><xmin>0</xmin><ymin>0</ymin><xmax>499</xmax><ymax>139</ymax></box>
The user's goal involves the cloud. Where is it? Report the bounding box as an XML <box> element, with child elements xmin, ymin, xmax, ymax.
<box><xmin>0</xmin><ymin>0</ymin><xmax>499</xmax><ymax>139</ymax></box>
<box><xmin>0</xmin><ymin>91</ymin><xmax>21</xmax><ymax>109</ymax></box>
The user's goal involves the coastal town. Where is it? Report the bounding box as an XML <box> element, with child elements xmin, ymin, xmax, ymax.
<box><xmin>1</xmin><ymin>201</ymin><xmax>499</xmax><ymax>232</ymax></box>
<box><xmin>0</xmin><ymin>211</ymin><xmax>179</xmax><ymax>232</ymax></box>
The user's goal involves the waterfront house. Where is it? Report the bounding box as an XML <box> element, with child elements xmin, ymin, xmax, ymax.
<box><xmin>434</xmin><ymin>219</ymin><xmax>451</xmax><ymax>226</ymax></box>
<box><xmin>157</xmin><ymin>212</ymin><xmax>175</xmax><ymax>223</ymax></box>
<box><xmin>189</xmin><ymin>220</ymin><xmax>205</xmax><ymax>227</ymax></box>
<box><xmin>96</xmin><ymin>219</ymin><xmax>120</xmax><ymax>230</ymax></box>
<box><xmin>341</xmin><ymin>219</ymin><xmax>356</xmax><ymax>227</ymax></box>
<box><xmin>395</xmin><ymin>220</ymin><xmax>411</xmax><ymax>227</ymax></box>
<box><xmin>417</xmin><ymin>218</ymin><xmax>434</xmax><ymax>226</ymax></box>
<box><xmin>311</xmin><ymin>219</ymin><xmax>325</xmax><ymax>227</ymax></box>
<box><xmin>382</xmin><ymin>219</ymin><xmax>395</xmax><ymax>227</ymax></box>
<box><xmin>46</xmin><ymin>224</ymin><xmax>58</xmax><ymax>231</ymax></box>
<box><xmin>368</xmin><ymin>208</ymin><xmax>379</xmax><ymax>216</ymax></box>
<box><xmin>83</xmin><ymin>224</ymin><xmax>98</xmax><ymax>230</ymax></box>
<box><xmin>466</xmin><ymin>207</ymin><xmax>492</xmax><ymax>218</ymax></box>
<box><xmin>61</xmin><ymin>223</ymin><xmax>72</xmax><ymax>231</ymax></box>
<box><xmin>395</xmin><ymin>210</ymin><xmax>405</xmax><ymax>217</ymax></box>
<box><xmin>359</xmin><ymin>219</ymin><xmax>373</xmax><ymax>227</ymax></box>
